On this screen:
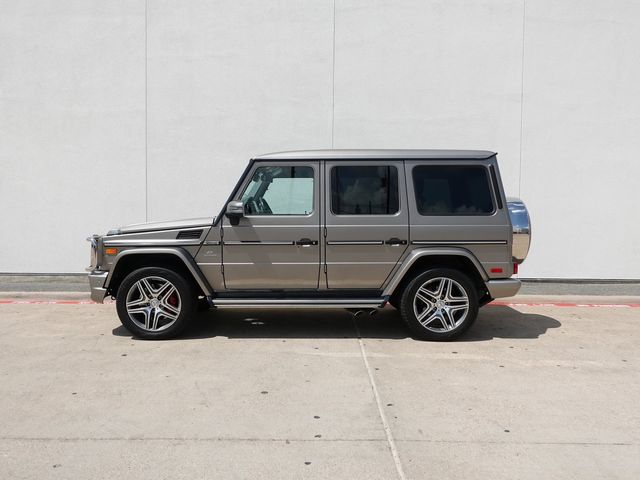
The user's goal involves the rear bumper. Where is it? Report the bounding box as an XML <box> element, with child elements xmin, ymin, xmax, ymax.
<box><xmin>88</xmin><ymin>271</ymin><xmax>109</xmax><ymax>303</ymax></box>
<box><xmin>486</xmin><ymin>278</ymin><xmax>521</xmax><ymax>299</ymax></box>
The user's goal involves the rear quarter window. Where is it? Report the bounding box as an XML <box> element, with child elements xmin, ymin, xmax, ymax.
<box><xmin>412</xmin><ymin>165</ymin><xmax>494</xmax><ymax>216</ymax></box>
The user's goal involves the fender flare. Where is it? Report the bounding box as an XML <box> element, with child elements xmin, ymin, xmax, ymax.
<box><xmin>104</xmin><ymin>247</ymin><xmax>213</xmax><ymax>296</ymax></box>
<box><xmin>381</xmin><ymin>247</ymin><xmax>488</xmax><ymax>296</ymax></box>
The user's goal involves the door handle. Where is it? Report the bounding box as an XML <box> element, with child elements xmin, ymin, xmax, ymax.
<box><xmin>385</xmin><ymin>237</ymin><xmax>407</xmax><ymax>246</ymax></box>
<box><xmin>296</xmin><ymin>238</ymin><xmax>318</xmax><ymax>247</ymax></box>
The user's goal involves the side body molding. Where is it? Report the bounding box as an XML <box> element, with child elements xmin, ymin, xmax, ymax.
<box><xmin>381</xmin><ymin>247</ymin><xmax>489</xmax><ymax>297</ymax></box>
<box><xmin>105</xmin><ymin>247</ymin><xmax>213</xmax><ymax>296</ymax></box>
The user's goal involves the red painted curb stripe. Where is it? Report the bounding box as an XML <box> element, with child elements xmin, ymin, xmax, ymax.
<box><xmin>0</xmin><ymin>300</ymin><xmax>639</xmax><ymax>308</ymax></box>
<box><xmin>489</xmin><ymin>302</ymin><xmax>640</xmax><ymax>308</ymax></box>
<box><xmin>0</xmin><ymin>300</ymin><xmax>97</xmax><ymax>305</ymax></box>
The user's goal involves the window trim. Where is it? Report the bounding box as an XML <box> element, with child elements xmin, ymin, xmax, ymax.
<box><xmin>329</xmin><ymin>164</ymin><xmax>401</xmax><ymax>216</ymax></box>
<box><xmin>411</xmin><ymin>164</ymin><xmax>496</xmax><ymax>217</ymax></box>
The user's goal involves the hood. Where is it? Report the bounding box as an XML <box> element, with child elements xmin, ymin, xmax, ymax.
<box><xmin>107</xmin><ymin>217</ymin><xmax>214</xmax><ymax>236</ymax></box>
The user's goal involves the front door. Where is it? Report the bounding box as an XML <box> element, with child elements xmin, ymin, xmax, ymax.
<box><xmin>324</xmin><ymin>161</ymin><xmax>409</xmax><ymax>289</ymax></box>
<box><xmin>222</xmin><ymin>161</ymin><xmax>321</xmax><ymax>290</ymax></box>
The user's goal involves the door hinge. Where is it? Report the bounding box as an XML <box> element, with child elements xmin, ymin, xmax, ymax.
<box><xmin>323</xmin><ymin>226</ymin><xmax>327</xmax><ymax>237</ymax></box>
<box><xmin>221</xmin><ymin>264</ymin><xmax>224</xmax><ymax>274</ymax></box>
<box><xmin>323</xmin><ymin>264</ymin><xmax>327</xmax><ymax>273</ymax></box>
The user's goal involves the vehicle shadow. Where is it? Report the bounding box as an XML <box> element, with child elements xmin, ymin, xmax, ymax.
<box><xmin>112</xmin><ymin>305</ymin><xmax>561</xmax><ymax>342</ymax></box>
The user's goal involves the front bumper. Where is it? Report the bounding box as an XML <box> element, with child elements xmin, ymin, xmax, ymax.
<box><xmin>88</xmin><ymin>271</ymin><xmax>109</xmax><ymax>303</ymax></box>
<box><xmin>486</xmin><ymin>278</ymin><xmax>521</xmax><ymax>299</ymax></box>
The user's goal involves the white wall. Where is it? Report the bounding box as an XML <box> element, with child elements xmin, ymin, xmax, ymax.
<box><xmin>1</xmin><ymin>0</ymin><xmax>639</xmax><ymax>278</ymax></box>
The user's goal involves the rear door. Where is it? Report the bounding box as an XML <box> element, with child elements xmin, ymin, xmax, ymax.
<box><xmin>324</xmin><ymin>161</ymin><xmax>409</xmax><ymax>289</ymax></box>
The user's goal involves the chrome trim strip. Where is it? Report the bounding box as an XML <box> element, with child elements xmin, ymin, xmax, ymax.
<box><xmin>411</xmin><ymin>240</ymin><xmax>507</xmax><ymax>245</ymax></box>
<box><xmin>223</xmin><ymin>241</ymin><xmax>296</xmax><ymax>246</ymax></box>
<box><xmin>103</xmin><ymin>239</ymin><xmax>202</xmax><ymax>247</ymax></box>
<box><xmin>203</xmin><ymin>241</ymin><xmax>221</xmax><ymax>246</ymax></box>
<box><xmin>326</xmin><ymin>241</ymin><xmax>384</xmax><ymax>246</ymax></box>
<box><xmin>212</xmin><ymin>298</ymin><xmax>387</xmax><ymax>309</ymax></box>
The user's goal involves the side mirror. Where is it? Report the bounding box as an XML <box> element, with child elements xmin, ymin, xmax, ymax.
<box><xmin>225</xmin><ymin>201</ymin><xmax>244</xmax><ymax>226</ymax></box>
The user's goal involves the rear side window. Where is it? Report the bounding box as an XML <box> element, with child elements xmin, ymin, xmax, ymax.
<box><xmin>331</xmin><ymin>165</ymin><xmax>399</xmax><ymax>215</ymax></box>
<box><xmin>412</xmin><ymin>165</ymin><xmax>494</xmax><ymax>215</ymax></box>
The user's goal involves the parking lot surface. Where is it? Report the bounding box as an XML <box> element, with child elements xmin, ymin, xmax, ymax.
<box><xmin>1</xmin><ymin>296</ymin><xmax>639</xmax><ymax>479</ymax></box>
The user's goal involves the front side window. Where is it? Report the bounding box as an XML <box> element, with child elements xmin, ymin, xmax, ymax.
<box><xmin>412</xmin><ymin>165</ymin><xmax>494</xmax><ymax>215</ymax></box>
<box><xmin>241</xmin><ymin>165</ymin><xmax>314</xmax><ymax>215</ymax></box>
<box><xmin>331</xmin><ymin>165</ymin><xmax>399</xmax><ymax>215</ymax></box>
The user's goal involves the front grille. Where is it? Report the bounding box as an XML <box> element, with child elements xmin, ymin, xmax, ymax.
<box><xmin>176</xmin><ymin>229</ymin><xmax>203</xmax><ymax>240</ymax></box>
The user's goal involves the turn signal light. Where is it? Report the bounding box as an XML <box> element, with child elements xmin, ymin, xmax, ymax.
<box><xmin>105</xmin><ymin>247</ymin><xmax>118</xmax><ymax>256</ymax></box>
<box><xmin>490</xmin><ymin>267</ymin><xmax>503</xmax><ymax>273</ymax></box>
<box><xmin>513</xmin><ymin>263</ymin><xmax>519</xmax><ymax>274</ymax></box>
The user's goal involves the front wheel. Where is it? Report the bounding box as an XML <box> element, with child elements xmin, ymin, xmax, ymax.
<box><xmin>116</xmin><ymin>267</ymin><xmax>196</xmax><ymax>339</ymax></box>
<box><xmin>400</xmin><ymin>268</ymin><xmax>479</xmax><ymax>341</ymax></box>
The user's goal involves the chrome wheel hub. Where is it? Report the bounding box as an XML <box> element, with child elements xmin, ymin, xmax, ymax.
<box><xmin>125</xmin><ymin>276</ymin><xmax>181</xmax><ymax>332</ymax></box>
<box><xmin>412</xmin><ymin>277</ymin><xmax>469</xmax><ymax>333</ymax></box>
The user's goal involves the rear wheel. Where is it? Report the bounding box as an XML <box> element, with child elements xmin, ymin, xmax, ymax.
<box><xmin>116</xmin><ymin>267</ymin><xmax>196</xmax><ymax>339</ymax></box>
<box><xmin>400</xmin><ymin>268</ymin><xmax>478</xmax><ymax>341</ymax></box>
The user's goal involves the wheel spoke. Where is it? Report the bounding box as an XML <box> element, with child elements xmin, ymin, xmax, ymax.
<box><xmin>415</xmin><ymin>291</ymin><xmax>435</xmax><ymax>308</ymax></box>
<box><xmin>138</xmin><ymin>278</ymin><xmax>154</xmax><ymax>299</ymax></box>
<box><xmin>144</xmin><ymin>308</ymin><xmax>152</xmax><ymax>329</ymax></box>
<box><xmin>434</xmin><ymin>278</ymin><xmax>447</xmax><ymax>298</ymax></box>
<box><xmin>417</xmin><ymin>305</ymin><xmax>436</xmax><ymax>323</ymax></box>
<box><xmin>445</xmin><ymin>279</ymin><xmax>455</xmax><ymax>300</ymax></box>
<box><xmin>417</xmin><ymin>287</ymin><xmax>438</xmax><ymax>303</ymax></box>
<box><xmin>160</xmin><ymin>301</ymin><xmax>180</xmax><ymax>318</ymax></box>
<box><xmin>441</xmin><ymin>309</ymin><xmax>455</xmax><ymax>330</ymax></box>
<box><xmin>449</xmin><ymin>303</ymin><xmax>468</xmax><ymax>315</ymax></box>
<box><xmin>156</xmin><ymin>282</ymin><xmax>173</xmax><ymax>300</ymax></box>
<box><xmin>126</xmin><ymin>298</ymin><xmax>148</xmax><ymax>309</ymax></box>
<box><xmin>151</xmin><ymin>309</ymin><xmax>161</xmax><ymax>330</ymax></box>
<box><xmin>420</xmin><ymin>310</ymin><xmax>440</xmax><ymax>327</ymax></box>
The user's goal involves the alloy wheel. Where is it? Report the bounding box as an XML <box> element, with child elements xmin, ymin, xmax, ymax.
<box><xmin>125</xmin><ymin>276</ymin><xmax>182</xmax><ymax>332</ymax></box>
<box><xmin>412</xmin><ymin>277</ymin><xmax>469</xmax><ymax>332</ymax></box>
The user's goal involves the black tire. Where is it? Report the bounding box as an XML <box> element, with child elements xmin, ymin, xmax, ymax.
<box><xmin>116</xmin><ymin>267</ymin><xmax>196</xmax><ymax>340</ymax></box>
<box><xmin>399</xmin><ymin>268</ymin><xmax>479</xmax><ymax>341</ymax></box>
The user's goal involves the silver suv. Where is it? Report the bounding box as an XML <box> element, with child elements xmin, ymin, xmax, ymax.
<box><xmin>87</xmin><ymin>150</ymin><xmax>530</xmax><ymax>341</ymax></box>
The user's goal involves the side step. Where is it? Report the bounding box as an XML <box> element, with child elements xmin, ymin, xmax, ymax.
<box><xmin>210</xmin><ymin>298</ymin><xmax>388</xmax><ymax>309</ymax></box>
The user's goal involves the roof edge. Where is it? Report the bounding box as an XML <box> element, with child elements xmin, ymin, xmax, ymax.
<box><xmin>253</xmin><ymin>149</ymin><xmax>497</xmax><ymax>161</ymax></box>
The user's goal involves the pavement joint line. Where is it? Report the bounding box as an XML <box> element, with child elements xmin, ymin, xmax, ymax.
<box><xmin>0</xmin><ymin>437</ymin><xmax>636</xmax><ymax>446</ymax></box>
<box><xmin>353</xmin><ymin>317</ymin><xmax>407</xmax><ymax>480</ymax></box>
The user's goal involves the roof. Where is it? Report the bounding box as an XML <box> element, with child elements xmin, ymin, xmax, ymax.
<box><xmin>253</xmin><ymin>149</ymin><xmax>496</xmax><ymax>161</ymax></box>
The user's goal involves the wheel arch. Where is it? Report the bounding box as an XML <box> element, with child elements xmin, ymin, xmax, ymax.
<box><xmin>383</xmin><ymin>248</ymin><xmax>489</xmax><ymax>306</ymax></box>
<box><xmin>105</xmin><ymin>248</ymin><xmax>212</xmax><ymax>298</ymax></box>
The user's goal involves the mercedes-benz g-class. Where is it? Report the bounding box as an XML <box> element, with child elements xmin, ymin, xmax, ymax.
<box><xmin>87</xmin><ymin>150</ymin><xmax>531</xmax><ymax>341</ymax></box>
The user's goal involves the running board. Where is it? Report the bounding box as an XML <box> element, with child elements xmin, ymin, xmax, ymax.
<box><xmin>210</xmin><ymin>298</ymin><xmax>388</xmax><ymax>309</ymax></box>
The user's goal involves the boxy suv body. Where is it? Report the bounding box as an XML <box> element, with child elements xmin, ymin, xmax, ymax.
<box><xmin>87</xmin><ymin>150</ymin><xmax>531</xmax><ymax>341</ymax></box>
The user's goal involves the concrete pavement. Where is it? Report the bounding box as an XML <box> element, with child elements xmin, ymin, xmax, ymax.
<box><xmin>0</xmin><ymin>298</ymin><xmax>638</xmax><ymax>479</ymax></box>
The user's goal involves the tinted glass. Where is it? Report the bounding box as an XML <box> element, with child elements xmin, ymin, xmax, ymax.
<box><xmin>412</xmin><ymin>165</ymin><xmax>494</xmax><ymax>215</ymax></box>
<box><xmin>331</xmin><ymin>165</ymin><xmax>399</xmax><ymax>215</ymax></box>
<box><xmin>241</xmin><ymin>166</ymin><xmax>314</xmax><ymax>215</ymax></box>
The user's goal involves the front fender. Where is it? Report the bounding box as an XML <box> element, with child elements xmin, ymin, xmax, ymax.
<box><xmin>105</xmin><ymin>247</ymin><xmax>213</xmax><ymax>296</ymax></box>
